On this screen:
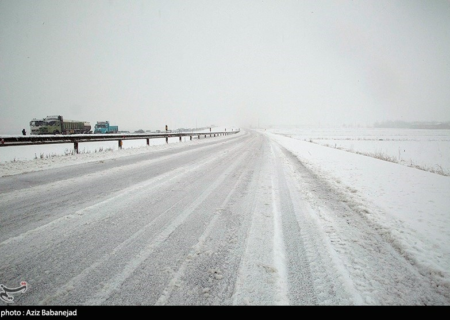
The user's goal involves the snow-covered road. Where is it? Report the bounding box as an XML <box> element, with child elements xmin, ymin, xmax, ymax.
<box><xmin>0</xmin><ymin>130</ymin><xmax>447</xmax><ymax>305</ymax></box>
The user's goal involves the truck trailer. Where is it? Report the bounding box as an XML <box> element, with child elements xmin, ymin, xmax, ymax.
<box><xmin>30</xmin><ymin>115</ymin><xmax>91</xmax><ymax>134</ymax></box>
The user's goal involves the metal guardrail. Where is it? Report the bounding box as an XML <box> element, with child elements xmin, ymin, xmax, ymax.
<box><xmin>0</xmin><ymin>130</ymin><xmax>240</xmax><ymax>153</ymax></box>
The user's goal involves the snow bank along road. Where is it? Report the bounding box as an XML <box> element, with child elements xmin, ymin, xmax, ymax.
<box><xmin>0</xmin><ymin>129</ymin><xmax>447</xmax><ymax>305</ymax></box>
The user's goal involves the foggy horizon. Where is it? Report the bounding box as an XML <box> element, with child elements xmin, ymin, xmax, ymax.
<box><xmin>1</xmin><ymin>0</ymin><xmax>450</xmax><ymax>134</ymax></box>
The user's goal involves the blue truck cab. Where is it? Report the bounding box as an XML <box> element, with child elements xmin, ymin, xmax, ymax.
<box><xmin>94</xmin><ymin>121</ymin><xmax>118</xmax><ymax>134</ymax></box>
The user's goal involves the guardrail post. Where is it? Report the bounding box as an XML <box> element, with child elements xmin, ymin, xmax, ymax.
<box><xmin>146</xmin><ymin>138</ymin><xmax>149</xmax><ymax>146</ymax></box>
<box><xmin>190</xmin><ymin>136</ymin><xmax>192</xmax><ymax>140</ymax></box>
<box><xmin>74</xmin><ymin>141</ymin><xmax>79</xmax><ymax>154</ymax></box>
<box><xmin>118</xmin><ymin>139</ymin><xmax>123</xmax><ymax>149</ymax></box>
<box><xmin>166</xmin><ymin>136</ymin><xmax>168</xmax><ymax>144</ymax></box>
<box><xmin>198</xmin><ymin>135</ymin><xmax>200</xmax><ymax>139</ymax></box>
<box><xmin>179</xmin><ymin>136</ymin><xmax>182</xmax><ymax>142</ymax></box>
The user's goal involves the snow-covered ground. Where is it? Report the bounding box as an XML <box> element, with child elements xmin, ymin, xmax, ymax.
<box><xmin>261</xmin><ymin>127</ymin><xmax>450</xmax><ymax>301</ymax></box>
<box><xmin>1</xmin><ymin>126</ymin><xmax>449</xmax><ymax>304</ymax></box>
<box><xmin>269</xmin><ymin>127</ymin><xmax>450</xmax><ymax>175</ymax></box>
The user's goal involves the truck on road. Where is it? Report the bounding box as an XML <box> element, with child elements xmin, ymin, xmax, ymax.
<box><xmin>30</xmin><ymin>115</ymin><xmax>91</xmax><ymax>135</ymax></box>
<box><xmin>94</xmin><ymin>121</ymin><xmax>119</xmax><ymax>134</ymax></box>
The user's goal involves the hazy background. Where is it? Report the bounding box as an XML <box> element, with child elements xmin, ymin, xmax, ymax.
<box><xmin>1</xmin><ymin>0</ymin><xmax>449</xmax><ymax>134</ymax></box>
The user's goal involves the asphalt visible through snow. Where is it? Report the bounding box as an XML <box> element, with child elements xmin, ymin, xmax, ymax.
<box><xmin>0</xmin><ymin>130</ymin><xmax>447</xmax><ymax>305</ymax></box>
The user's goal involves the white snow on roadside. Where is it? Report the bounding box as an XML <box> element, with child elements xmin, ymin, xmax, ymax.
<box><xmin>263</xmin><ymin>129</ymin><xmax>450</xmax><ymax>297</ymax></box>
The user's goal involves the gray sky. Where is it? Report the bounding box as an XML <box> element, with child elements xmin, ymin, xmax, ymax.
<box><xmin>1</xmin><ymin>0</ymin><xmax>450</xmax><ymax>134</ymax></box>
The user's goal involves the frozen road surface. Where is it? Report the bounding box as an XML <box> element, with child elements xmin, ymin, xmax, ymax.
<box><xmin>0</xmin><ymin>130</ymin><xmax>447</xmax><ymax>305</ymax></box>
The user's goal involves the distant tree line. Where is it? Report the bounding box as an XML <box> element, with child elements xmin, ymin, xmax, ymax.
<box><xmin>374</xmin><ymin>120</ymin><xmax>450</xmax><ymax>129</ymax></box>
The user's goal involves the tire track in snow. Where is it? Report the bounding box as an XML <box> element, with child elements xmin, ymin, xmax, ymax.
<box><xmin>145</xmin><ymin>135</ymin><xmax>265</xmax><ymax>305</ymax></box>
<box><xmin>270</xmin><ymin>144</ymin><xmax>290</xmax><ymax>305</ymax></box>
<box><xmin>38</xmin><ymin>196</ymin><xmax>185</xmax><ymax>305</ymax></box>
<box><xmin>83</xmin><ymin>148</ymin><xmax>250</xmax><ymax>305</ymax></box>
<box><xmin>0</xmin><ymin>134</ymin><xmax>256</xmax><ymax>305</ymax></box>
<box><xmin>32</xmin><ymin>135</ymin><xmax>256</xmax><ymax>305</ymax></box>
<box><xmin>0</xmin><ymin>135</ymin><xmax>250</xmax><ymax>249</ymax></box>
<box><xmin>271</xmin><ymin>141</ymin><xmax>355</xmax><ymax>304</ymax></box>
<box><xmin>154</xmin><ymin>157</ymin><xmax>251</xmax><ymax>305</ymax></box>
<box><xmin>231</xmin><ymin>138</ymin><xmax>291</xmax><ymax>305</ymax></box>
<box><xmin>0</xmin><ymin>134</ymin><xmax>247</xmax><ymax>242</ymax></box>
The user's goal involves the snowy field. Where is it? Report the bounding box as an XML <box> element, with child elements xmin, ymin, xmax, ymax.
<box><xmin>268</xmin><ymin>127</ymin><xmax>450</xmax><ymax>176</ymax></box>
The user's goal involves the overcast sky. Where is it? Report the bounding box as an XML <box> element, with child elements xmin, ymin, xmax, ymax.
<box><xmin>1</xmin><ymin>0</ymin><xmax>450</xmax><ymax>134</ymax></box>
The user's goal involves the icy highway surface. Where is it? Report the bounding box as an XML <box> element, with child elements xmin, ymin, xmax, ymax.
<box><xmin>0</xmin><ymin>130</ymin><xmax>446</xmax><ymax>305</ymax></box>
